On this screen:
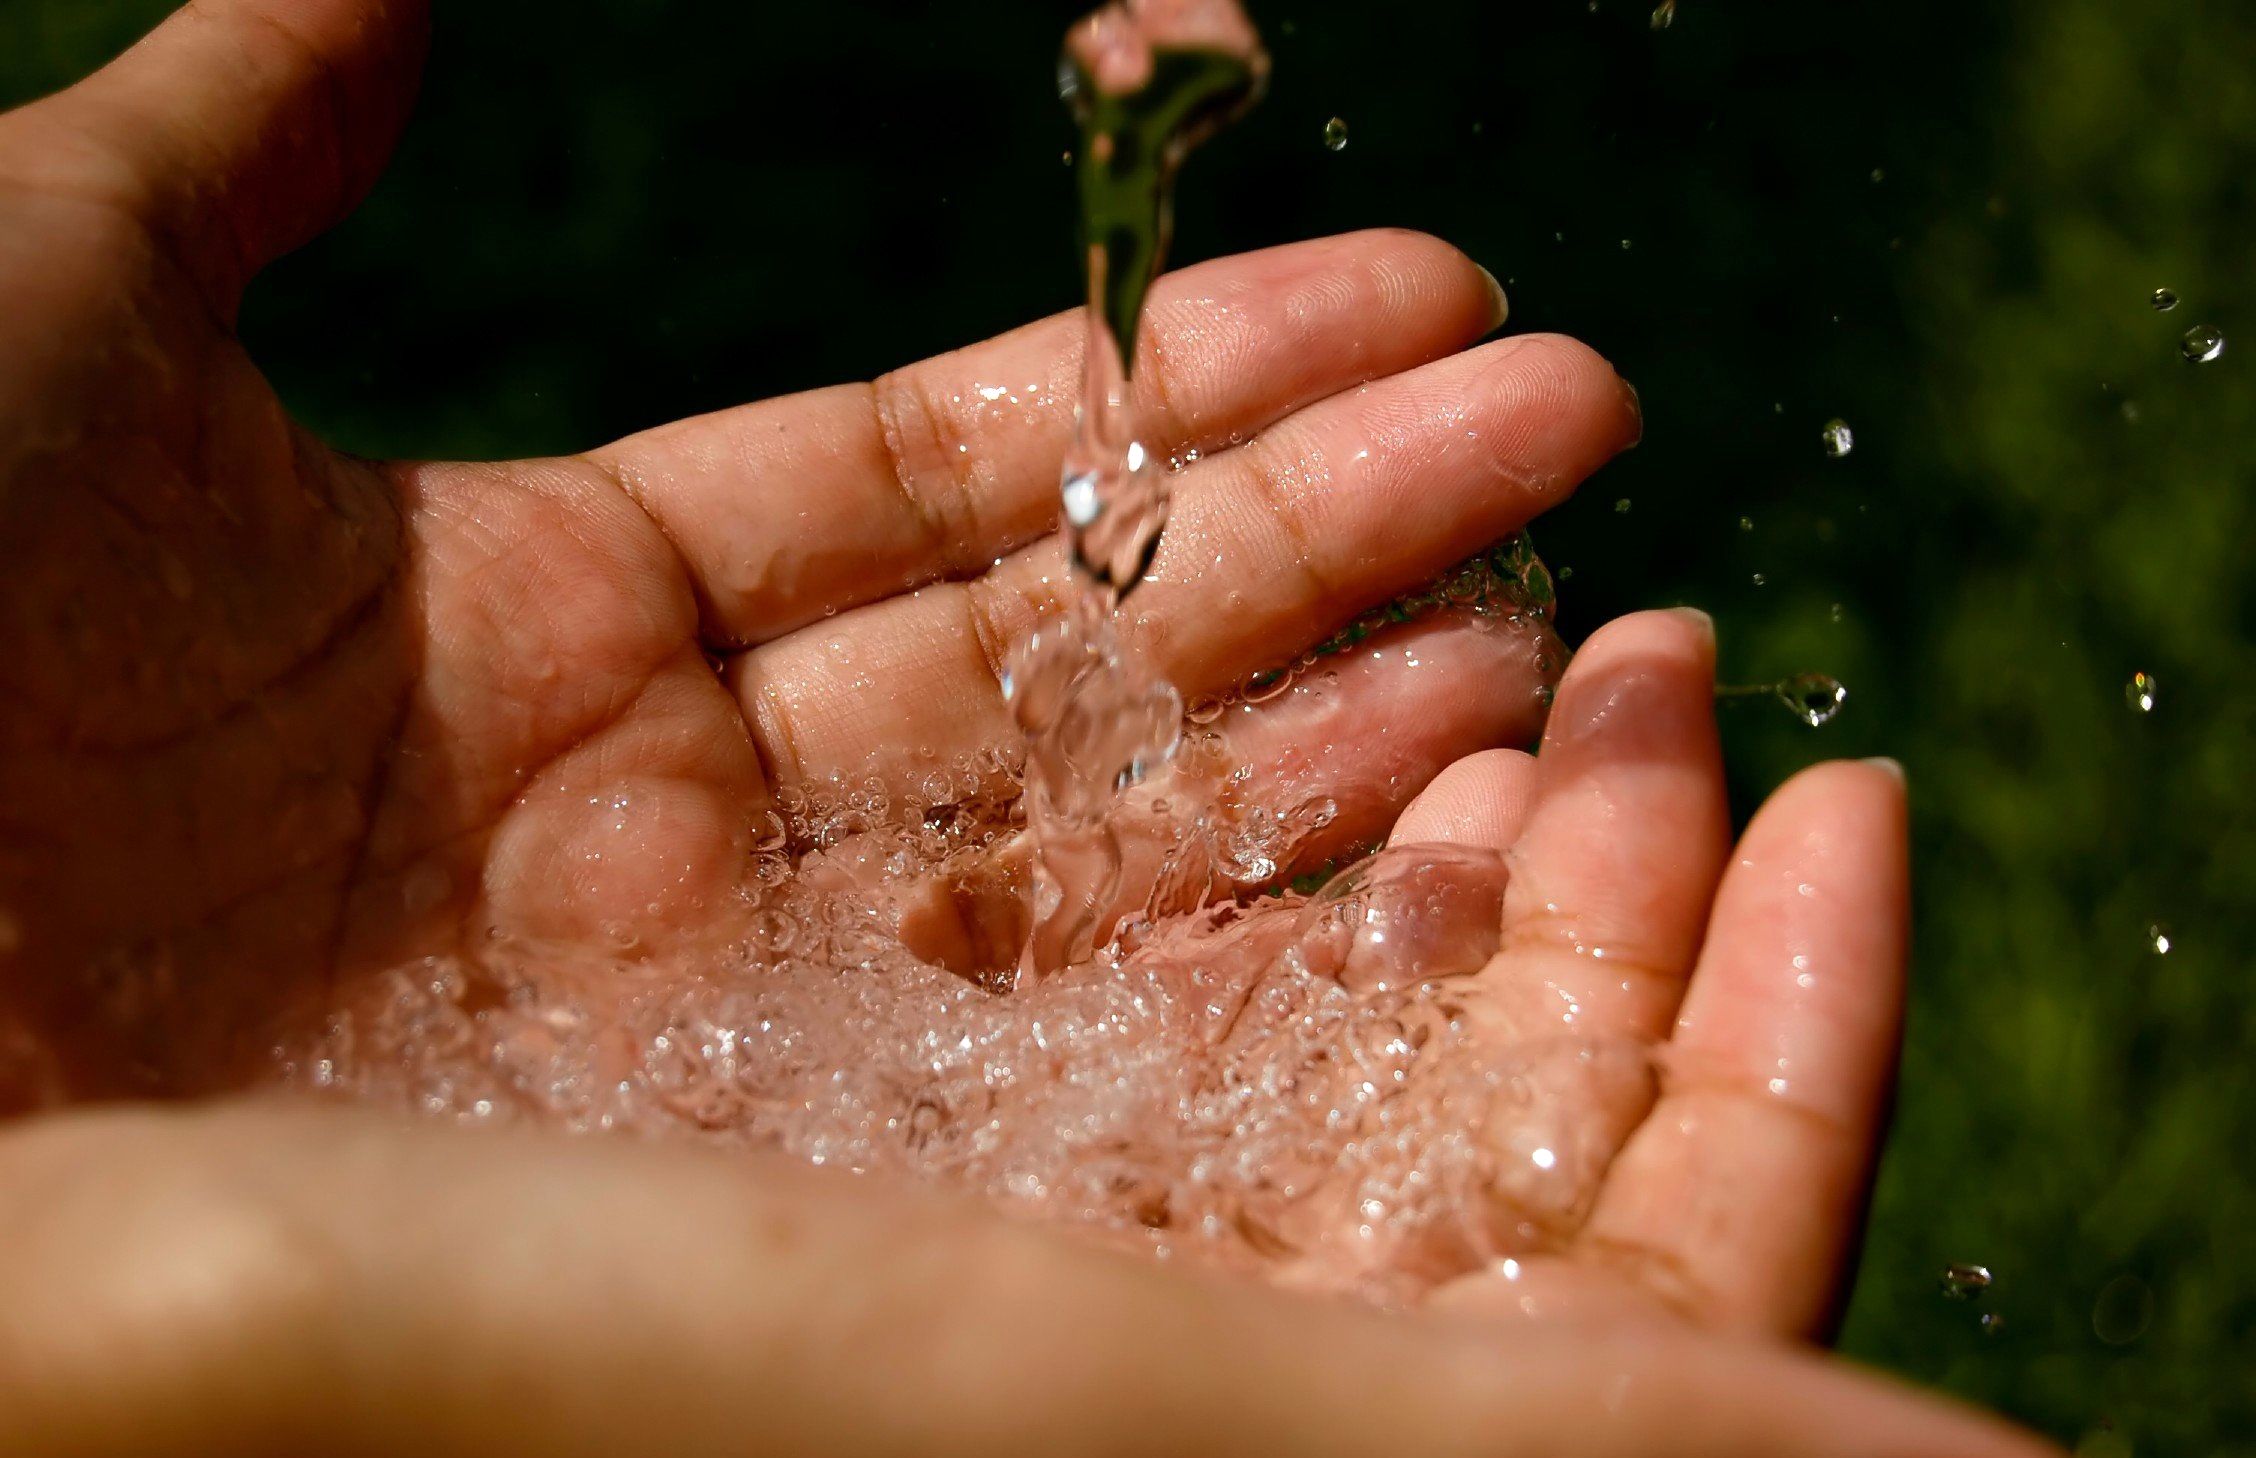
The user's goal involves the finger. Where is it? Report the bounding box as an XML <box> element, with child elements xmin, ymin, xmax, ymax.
<box><xmin>8</xmin><ymin>0</ymin><xmax>431</xmax><ymax>316</ymax></box>
<box><xmin>1156</xmin><ymin>611</ymin><xmax>1557</xmax><ymax>887</ymax></box>
<box><xmin>587</xmin><ymin>229</ymin><xmax>1509</xmax><ymax>644</ymax></box>
<box><xmin>1572</xmin><ymin>759</ymin><xmax>1910</xmax><ymax>1338</ymax></box>
<box><xmin>729</xmin><ymin>333</ymin><xmax>1631</xmax><ymax>792</ymax></box>
<box><xmin>1481</xmin><ymin>608</ymin><xmax>1732</xmax><ymax>1044</ymax></box>
<box><xmin>1389</xmin><ymin>749</ymin><xmax>1541</xmax><ymax>850</ymax></box>
<box><xmin>0</xmin><ymin>1103</ymin><xmax>2059</xmax><ymax>1458</ymax></box>
<box><xmin>1122</xmin><ymin>332</ymin><xmax>1629</xmax><ymax>688</ymax></box>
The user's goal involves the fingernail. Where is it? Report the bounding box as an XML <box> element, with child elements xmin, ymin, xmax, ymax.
<box><xmin>1619</xmin><ymin>376</ymin><xmax>1644</xmax><ymax>448</ymax></box>
<box><xmin>1667</xmin><ymin>606</ymin><xmax>1714</xmax><ymax>646</ymax></box>
<box><xmin>1476</xmin><ymin>264</ymin><xmax>1510</xmax><ymax>327</ymax></box>
<box><xmin>1863</xmin><ymin>755</ymin><xmax>1906</xmax><ymax>783</ymax></box>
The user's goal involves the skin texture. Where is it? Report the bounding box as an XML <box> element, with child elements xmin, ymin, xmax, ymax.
<box><xmin>0</xmin><ymin>2</ymin><xmax>2061</xmax><ymax>1454</ymax></box>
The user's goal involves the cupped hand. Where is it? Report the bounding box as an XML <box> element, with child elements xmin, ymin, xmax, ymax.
<box><xmin>0</xmin><ymin>0</ymin><xmax>1607</xmax><ymax>1098</ymax></box>
<box><xmin>0</xmin><ymin>3</ymin><xmax>2053</xmax><ymax>1456</ymax></box>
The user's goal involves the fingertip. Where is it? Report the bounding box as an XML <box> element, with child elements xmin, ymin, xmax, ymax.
<box><xmin>1746</xmin><ymin>758</ymin><xmax>1911</xmax><ymax>881</ymax></box>
<box><xmin>1482</xmin><ymin>331</ymin><xmax>1643</xmax><ymax>463</ymax></box>
<box><xmin>1475</xmin><ymin>262</ymin><xmax>1510</xmax><ymax>329</ymax></box>
<box><xmin>1542</xmin><ymin>607</ymin><xmax>1720</xmax><ymax>754</ymax></box>
<box><xmin>1579</xmin><ymin>605</ymin><xmax>1716</xmax><ymax>668</ymax></box>
<box><xmin>1390</xmin><ymin>748</ymin><xmax>1540</xmax><ymax>850</ymax></box>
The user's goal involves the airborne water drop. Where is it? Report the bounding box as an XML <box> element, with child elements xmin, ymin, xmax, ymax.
<box><xmin>1777</xmin><ymin>672</ymin><xmax>1847</xmax><ymax>726</ymax></box>
<box><xmin>2180</xmin><ymin>324</ymin><xmax>2225</xmax><ymax>363</ymax></box>
<box><xmin>1940</xmin><ymin>1262</ymin><xmax>1994</xmax><ymax>1300</ymax></box>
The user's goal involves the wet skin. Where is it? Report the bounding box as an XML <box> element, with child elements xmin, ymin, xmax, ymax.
<box><xmin>0</xmin><ymin>2</ymin><xmax>2058</xmax><ymax>1455</ymax></box>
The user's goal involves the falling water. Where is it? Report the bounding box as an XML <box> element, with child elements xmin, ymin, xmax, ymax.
<box><xmin>1010</xmin><ymin>0</ymin><xmax>1269</xmax><ymax>976</ymax></box>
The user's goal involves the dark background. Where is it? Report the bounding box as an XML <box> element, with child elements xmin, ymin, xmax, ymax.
<box><xmin>5</xmin><ymin>1</ymin><xmax>2252</xmax><ymax>1451</ymax></box>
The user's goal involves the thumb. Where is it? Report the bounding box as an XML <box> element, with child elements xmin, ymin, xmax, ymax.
<box><xmin>14</xmin><ymin>0</ymin><xmax>430</xmax><ymax>318</ymax></box>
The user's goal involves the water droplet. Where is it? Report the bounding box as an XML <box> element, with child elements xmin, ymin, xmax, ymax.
<box><xmin>2125</xmin><ymin>670</ymin><xmax>2158</xmax><ymax>713</ymax></box>
<box><xmin>1322</xmin><ymin>116</ymin><xmax>1349</xmax><ymax>151</ymax></box>
<box><xmin>1777</xmin><ymin>672</ymin><xmax>1847</xmax><ymax>727</ymax></box>
<box><xmin>1940</xmin><ymin>1262</ymin><xmax>1993</xmax><ymax>1300</ymax></box>
<box><xmin>2091</xmin><ymin>1274</ymin><xmax>2153</xmax><ymax>1346</ymax></box>
<box><xmin>1829</xmin><ymin>602</ymin><xmax>1845</xmax><ymax>623</ymax></box>
<box><xmin>2150</xmin><ymin>287</ymin><xmax>2178</xmax><ymax>312</ymax></box>
<box><xmin>1061</xmin><ymin>469</ymin><xmax>1103</xmax><ymax>528</ymax></box>
<box><xmin>2145</xmin><ymin>923</ymin><xmax>2171</xmax><ymax>956</ymax></box>
<box><xmin>1737</xmin><ymin>515</ymin><xmax>1754</xmax><ymax>532</ymax></box>
<box><xmin>1620</xmin><ymin>237</ymin><xmax>1633</xmax><ymax>250</ymax></box>
<box><xmin>1649</xmin><ymin>0</ymin><xmax>1675</xmax><ymax>27</ymax></box>
<box><xmin>1613</xmin><ymin>497</ymin><xmax>1632</xmax><ymax>514</ymax></box>
<box><xmin>1820</xmin><ymin>418</ymin><xmax>1855</xmax><ymax>457</ymax></box>
<box><xmin>1980</xmin><ymin>1311</ymin><xmax>2007</xmax><ymax>1337</ymax></box>
<box><xmin>1751</xmin><ymin>572</ymin><xmax>1767</xmax><ymax>586</ymax></box>
<box><xmin>1869</xmin><ymin>167</ymin><xmax>1886</xmax><ymax>183</ymax></box>
<box><xmin>2180</xmin><ymin>324</ymin><xmax>2224</xmax><ymax>363</ymax></box>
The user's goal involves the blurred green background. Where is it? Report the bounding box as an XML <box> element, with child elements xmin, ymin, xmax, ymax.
<box><xmin>4</xmin><ymin>0</ymin><xmax>2250</xmax><ymax>1450</ymax></box>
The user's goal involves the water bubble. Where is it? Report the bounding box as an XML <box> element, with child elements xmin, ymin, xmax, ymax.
<box><xmin>2125</xmin><ymin>670</ymin><xmax>2158</xmax><ymax>713</ymax></box>
<box><xmin>1820</xmin><ymin>418</ymin><xmax>1855</xmax><ymax>457</ymax></box>
<box><xmin>1649</xmin><ymin>0</ymin><xmax>1675</xmax><ymax>27</ymax></box>
<box><xmin>1287</xmin><ymin>844</ymin><xmax>1510</xmax><ymax>993</ymax></box>
<box><xmin>2150</xmin><ymin>287</ymin><xmax>2178</xmax><ymax>312</ymax></box>
<box><xmin>1323</xmin><ymin>116</ymin><xmax>1349</xmax><ymax>151</ymax></box>
<box><xmin>1940</xmin><ymin>1262</ymin><xmax>1993</xmax><ymax>1300</ymax></box>
<box><xmin>1777</xmin><ymin>672</ymin><xmax>1847</xmax><ymax>726</ymax></box>
<box><xmin>2091</xmin><ymin>1273</ymin><xmax>2153</xmax><ymax>1346</ymax></box>
<box><xmin>2180</xmin><ymin>324</ymin><xmax>2225</xmax><ymax>363</ymax></box>
<box><xmin>2145</xmin><ymin>923</ymin><xmax>2171</xmax><ymax>956</ymax></box>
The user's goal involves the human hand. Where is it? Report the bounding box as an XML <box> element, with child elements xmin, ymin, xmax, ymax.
<box><xmin>0</xmin><ymin>0</ymin><xmax>1609</xmax><ymax>1100</ymax></box>
<box><xmin>0</xmin><ymin>3</ymin><xmax>2053</xmax><ymax>1454</ymax></box>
